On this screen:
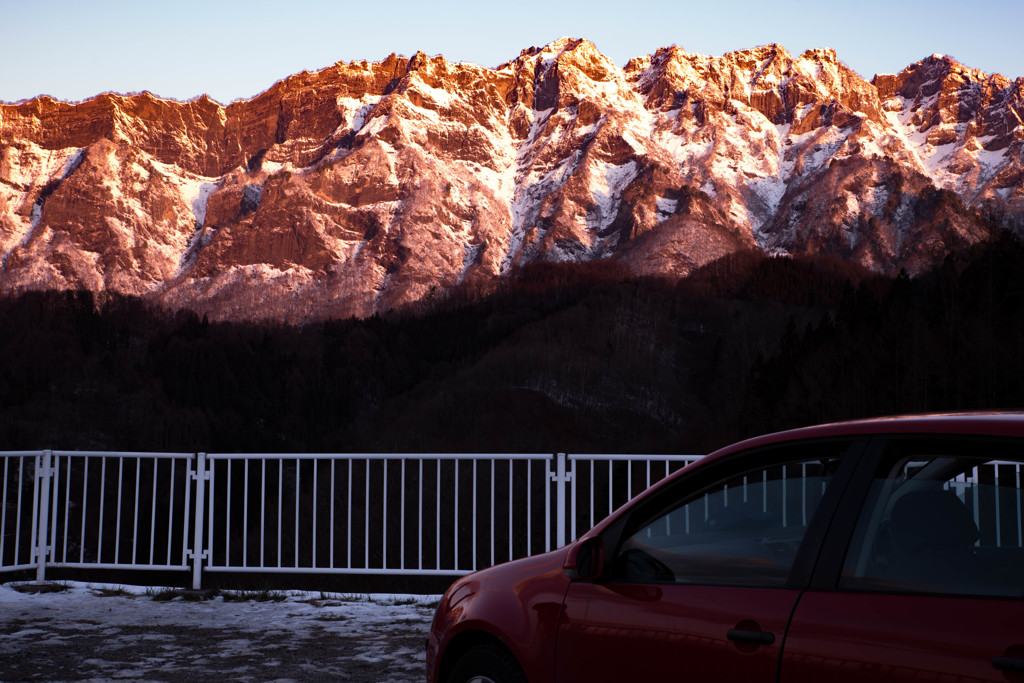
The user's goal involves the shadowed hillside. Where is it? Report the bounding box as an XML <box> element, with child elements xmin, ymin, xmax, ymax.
<box><xmin>2</xmin><ymin>232</ymin><xmax>1023</xmax><ymax>454</ymax></box>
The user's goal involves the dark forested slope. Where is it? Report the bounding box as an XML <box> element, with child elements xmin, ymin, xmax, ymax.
<box><xmin>2</xmin><ymin>233</ymin><xmax>1023</xmax><ymax>454</ymax></box>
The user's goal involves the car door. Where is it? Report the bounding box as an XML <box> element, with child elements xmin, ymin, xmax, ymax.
<box><xmin>782</xmin><ymin>436</ymin><xmax>1024</xmax><ymax>682</ymax></box>
<box><xmin>554</xmin><ymin>439</ymin><xmax>860</xmax><ymax>682</ymax></box>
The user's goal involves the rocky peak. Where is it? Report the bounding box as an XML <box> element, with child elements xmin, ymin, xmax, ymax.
<box><xmin>874</xmin><ymin>54</ymin><xmax>1024</xmax><ymax>156</ymax></box>
<box><xmin>502</xmin><ymin>38</ymin><xmax>625</xmax><ymax>115</ymax></box>
<box><xmin>545</xmin><ymin>38</ymin><xmax>618</xmax><ymax>82</ymax></box>
<box><xmin>631</xmin><ymin>42</ymin><xmax>881</xmax><ymax>131</ymax></box>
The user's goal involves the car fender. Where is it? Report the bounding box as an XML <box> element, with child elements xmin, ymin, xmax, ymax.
<box><xmin>429</xmin><ymin>547</ymin><xmax>573</xmax><ymax>683</ymax></box>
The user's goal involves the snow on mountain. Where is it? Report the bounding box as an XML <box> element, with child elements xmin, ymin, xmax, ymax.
<box><xmin>1</xmin><ymin>40</ymin><xmax>1022</xmax><ymax>321</ymax></box>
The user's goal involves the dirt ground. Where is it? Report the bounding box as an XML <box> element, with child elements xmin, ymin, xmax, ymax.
<box><xmin>0</xmin><ymin>583</ymin><xmax>438</xmax><ymax>682</ymax></box>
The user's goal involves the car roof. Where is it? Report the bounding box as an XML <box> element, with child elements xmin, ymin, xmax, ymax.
<box><xmin>709</xmin><ymin>412</ymin><xmax>1024</xmax><ymax>461</ymax></box>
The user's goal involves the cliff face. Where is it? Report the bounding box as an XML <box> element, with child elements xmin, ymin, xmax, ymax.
<box><xmin>2</xmin><ymin>39</ymin><xmax>1022</xmax><ymax>321</ymax></box>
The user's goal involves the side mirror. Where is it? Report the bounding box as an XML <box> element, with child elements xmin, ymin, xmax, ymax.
<box><xmin>563</xmin><ymin>536</ymin><xmax>604</xmax><ymax>580</ymax></box>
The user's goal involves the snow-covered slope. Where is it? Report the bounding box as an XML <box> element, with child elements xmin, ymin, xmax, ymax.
<box><xmin>1</xmin><ymin>39</ymin><xmax>1022</xmax><ymax>321</ymax></box>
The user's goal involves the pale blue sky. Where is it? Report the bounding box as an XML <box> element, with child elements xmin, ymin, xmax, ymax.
<box><xmin>3</xmin><ymin>0</ymin><xmax>1022</xmax><ymax>104</ymax></box>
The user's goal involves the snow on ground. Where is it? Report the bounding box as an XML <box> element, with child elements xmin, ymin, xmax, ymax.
<box><xmin>0</xmin><ymin>581</ymin><xmax>442</xmax><ymax>682</ymax></box>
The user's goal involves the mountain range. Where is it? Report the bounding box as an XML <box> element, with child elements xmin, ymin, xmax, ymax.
<box><xmin>2</xmin><ymin>37</ymin><xmax>1022</xmax><ymax>322</ymax></box>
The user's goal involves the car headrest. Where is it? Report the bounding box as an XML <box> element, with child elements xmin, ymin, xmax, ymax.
<box><xmin>890</xmin><ymin>489</ymin><xmax>980</xmax><ymax>551</ymax></box>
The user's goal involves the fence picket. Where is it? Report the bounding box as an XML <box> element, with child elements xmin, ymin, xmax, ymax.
<box><xmin>191</xmin><ymin>452</ymin><xmax>208</xmax><ymax>590</ymax></box>
<box><xmin>34</xmin><ymin>451</ymin><xmax>52</xmax><ymax>581</ymax></box>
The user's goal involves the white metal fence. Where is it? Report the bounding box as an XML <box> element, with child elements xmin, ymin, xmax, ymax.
<box><xmin>1</xmin><ymin>451</ymin><xmax>699</xmax><ymax>589</ymax></box>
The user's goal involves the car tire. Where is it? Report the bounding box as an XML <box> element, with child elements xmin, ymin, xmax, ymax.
<box><xmin>447</xmin><ymin>642</ymin><xmax>527</xmax><ymax>683</ymax></box>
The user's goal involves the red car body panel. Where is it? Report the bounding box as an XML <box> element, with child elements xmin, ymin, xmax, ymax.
<box><xmin>782</xmin><ymin>592</ymin><xmax>1024</xmax><ymax>682</ymax></box>
<box><xmin>706</xmin><ymin>413</ymin><xmax>1024</xmax><ymax>461</ymax></box>
<box><xmin>426</xmin><ymin>548</ymin><xmax>572</xmax><ymax>683</ymax></box>
<box><xmin>556</xmin><ymin>582</ymin><xmax>800</xmax><ymax>681</ymax></box>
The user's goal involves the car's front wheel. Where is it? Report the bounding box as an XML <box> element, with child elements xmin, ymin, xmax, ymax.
<box><xmin>446</xmin><ymin>642</ymin><xmax>527</xmax><ymax>683</ymax></box>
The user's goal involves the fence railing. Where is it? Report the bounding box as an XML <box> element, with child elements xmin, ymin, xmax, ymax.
<box><xmin>1</xmin><ymin>451</ymin><xmax>700</xmax><ymax>588</ymax></box>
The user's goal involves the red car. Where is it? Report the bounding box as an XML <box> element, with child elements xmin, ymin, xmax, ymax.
<box><xmin>427</xmin><ymin>414</ymin><xmax>1024</xmax><ymax>683</ymax></box>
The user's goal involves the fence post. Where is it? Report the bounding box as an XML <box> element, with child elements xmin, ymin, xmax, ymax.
<box><xmin>550</xmin><ymin>453</ymin><xmax>572</xmax><ymax>548</ymax></box>
<box><xmin>189</xmin><ymin>452</ymin><xmax>209</xmax><ymax>590</ymax></box>
<box><xmin>34</xmin><ymin>450</ymin><xmax>54</xmax><ymax>583</ymax></box>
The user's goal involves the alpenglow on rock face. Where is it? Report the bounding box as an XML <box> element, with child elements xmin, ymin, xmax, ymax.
<box><xmin>2</xmin><ymin>39</ymin><xmax>1022</xmax><ymax>321</ymax></box>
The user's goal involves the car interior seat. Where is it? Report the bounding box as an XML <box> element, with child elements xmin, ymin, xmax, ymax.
<box><xmin>881</xmin><ymin>488</ymin><xmax>981</xmax><ymax>591</ymax></box>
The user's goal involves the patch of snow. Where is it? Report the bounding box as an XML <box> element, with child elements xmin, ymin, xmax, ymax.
<box><xmin>785</xmin><ymin>125</ymin><xmax>818</xmax><ymax>146</ymax></box>
<box><xmin>520</xmin><ymin>108</ymin><xmax>552</xmax><ymax>145</ymax></box>
<box><xmin>358</xmin><ymin>114</ymin><xmax>388</xmax><ymax>138</ymax></box>
<box><xmin>975</xmin><ymin>140</ymin><xmax>1007</xmax><ymax>169</ymax></box>
<box><xmin>0</xmin><ymin>582</ymin><xmax>440</xmax><ymax>682</ymax></box>
<box><xmin>30</xmin><ymin>201</ymin><xmax>43</xmax><ymax>230</ymax></box>
<box><xmin>621</xmin><ymin>129</ymin><xmax>647</xmax><ymax>154</ymax></box>
<box><xmin>798</xmin><ymin>129</ymin><xmax>846</xmax><ymax>175</ymax></box>
<box><xmin>919</xmin><ymin>141</ymin><xmax>957</xmax><ymax>176</ymax></box>
<box><xmin>350</xmin><ymin>102</ymin><xmax>377</xmax><ymax>133</ymax></box>
<box><xmin>410</xmin><ymin>77</ymin><xmax>454</xmax><ymax>109</ymax></box>
<box><xmin>190</xmin><ymin>182</ymin><xmax>219</xmax><ymax>227</ymax></box>
<box><xmin>796</xmin><ymin>57</ymin><xmax>824</xmax><ymax>82</ymax></box>
<box><xmin>146</xmin><ymin>158</ymin><xmax>223</xmax><ymax>228</ymax></box>
<box><xmin>656</xmin><ymin>197</ymin><xmax>678</xmax><ymax>215</ymax></box>
<box><xmin>504</xmin><ymin>168</ymin><xmax>549</xmax><ymax>272</ymax></box>
<box><xmin>187</xmin><ymin>264</ymin><xmax>318</xmax><ymax>302</ymax></box>
<box><xmin>3</xmin><ymin>200</ymin><xmax>45</xmax><ymax>270</ymax></box>
<box><xmin>547</xmin><ymin>152</ymin><xmax>582</xmax><ymax>186</ymax></box>
<box><xmin>260</xmin><ymin>159</ymin><xmax>288</xmax><ymax>175</ymax></box>
<box><xmin>400</xmin><ymin>98</ymin><xmax>444</xmax><ymax>125</ymax></box>
<box><xmin>587</xmin><ymin>160</ymin><xmax>637</xmax><ymax>232</ymax></box>
<box><xmin>658</xmin><ymin>133</ymin><xmax>714</xmax><ymax>168</ymax></box>
<box><xmin>844</xmin><ymin>192</ymin><xmax>861</xmax><ymax>222</ymax></box>
<box><xmin>334</xmin><ymin>95</ymin><xmax>383</xmax><ymax>137</ymax></box>
<box><xmin>0</xmin><ymin>142</ymin><xmax>80</xmax><ymax>188</ymax></box>
<box><xmin>797</xmin><ymin>103</ymin><xmax>817</xmax><ymax>122</ymax></box>
<box><xmin>61</xmin><ymin>148</ymin><xmax>87</xmax><ymax>179</ymax></box>
<box><xmin>746</xmin><ymin>174</ymin><xmax>787</xmax><ymax>220</ymax></box>
<box><xmin>883</xmin><ymin>105</ymin><xmax>932</xmax><ymax>176</ymax></box>
<box><xmin>856</xmin><ymin>134</ymin><xmax>888</xmax><ymax>159</ymax></box>
<box><xmin>537</xmin><ymin>37</ymin><xmax>576</xmax><ymax>63</ymax></box>
<box><xmin>460</xmin><ymin>242</ymin><xmax>485</xmax><ymax>282</ymax></box>
<box><xmin>866</xmin><ymin>184</ymin><xmax>889</xmax><ymax>213</ymax></box>
<box><xmin>503</xmin><ymin>194</ymin><xmax>540</xmax><ymax>272</ymax></box>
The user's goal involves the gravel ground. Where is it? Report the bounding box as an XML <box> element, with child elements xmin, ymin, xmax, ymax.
<box><xmin>0</xmin><ymin>582</ymin><xmax>440</xmax><ymax>682</ymax></box>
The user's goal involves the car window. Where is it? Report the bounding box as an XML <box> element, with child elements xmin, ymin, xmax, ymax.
<box><xmin>609</xmin><ymin>447</ymin><xmax>845</xmax><ymax>587</ymax></box>
<box><xmin>840</xmin><ymin>438</ymin><xmax>1024</xmax><ymax>598</ymax></box>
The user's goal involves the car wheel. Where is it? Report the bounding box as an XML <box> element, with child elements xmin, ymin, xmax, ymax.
<box><xmin>447</xmin><ymin>643</ymin><xmax>527</xmax><ymax>683</ymax></box>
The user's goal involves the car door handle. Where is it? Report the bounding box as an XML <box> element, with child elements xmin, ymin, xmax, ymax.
<box><xmin>993</xmin><ymin>656</ymin><xmax>1024</xmax><ymax>673</ymax></box>
<box><xmin>727</xmin><ymin>629</ymin><xmax>775</xmax><ymax>645</ymax></box>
